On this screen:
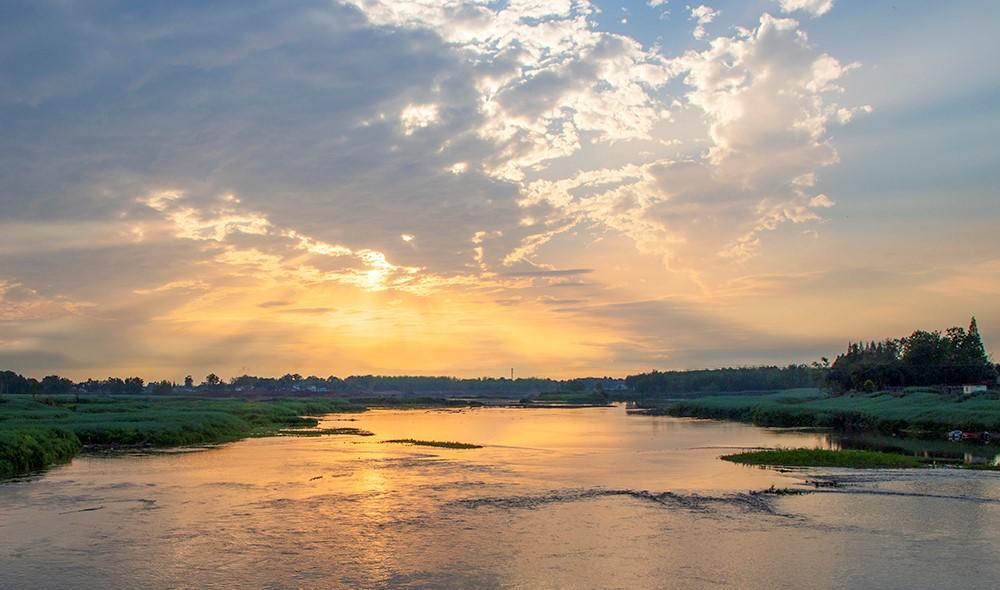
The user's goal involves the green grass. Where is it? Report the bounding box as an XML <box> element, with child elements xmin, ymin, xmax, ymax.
<box><xmin>723</xmin><ymin>448</ymin><xmax>926</xmax><ymax>469</ymax></box>
<box><xmin>663</xmin><ymin>388</ymin><xmax>1000</xmax><ymax>435</ymax></box>
<box><xmin>0</xmin><ymin>428</ymin><xmax>80</xmax><ymax>478</ymax></box>
<box><xmin>383</xmin><ymin>438</ymin><xmax>482</xmax><ymax>449</ymax></box>
<box><xmin>0</xmin><ymin>395</ymin><xmax>364</xmax><ymax>478</ymax></box>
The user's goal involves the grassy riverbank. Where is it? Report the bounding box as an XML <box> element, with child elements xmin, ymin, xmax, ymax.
<box><xmin>0</xmin><ymin>395</ymin><xmax>364</xmax><ymax>478</ymax></box>
<box><xmin>657</xmin><ymin>388</ymin><xmax>1000</xmax><ymax>435</ymax></box>
<box><xmin>0</xmin><ymin>428</ymin><xmax>80</xmax><ymax>479</ymax></box>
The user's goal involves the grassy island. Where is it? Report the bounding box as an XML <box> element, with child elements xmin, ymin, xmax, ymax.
<box><xmin>723</xmin><ymin>448</ymin><xmax>925</xmax><ymax>469</ymax></box>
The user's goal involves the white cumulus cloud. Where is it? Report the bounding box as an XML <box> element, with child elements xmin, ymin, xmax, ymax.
<box><xmin>778</xmin><ymin>0</ymin><xmax>834</xmax><ymax>17</ymax></box>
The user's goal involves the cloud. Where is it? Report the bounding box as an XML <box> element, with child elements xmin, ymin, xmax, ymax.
<box><xmin>1</xmin><ymin>0</ymin><xmax>536</xmax><ymax>277</ymax></box>
<box><xmin>511</xmin><ymin>13</ymin><xmax>868</xmax><ymax>268</ymax></box>
<box><xmin>399</xmin><ymin>103</ymin><xmax>441</xmax><ymax>135</ymax></box>
<box><xmin>133</xmin><ymin>280</ymin><xmax>211</xmax><ymax>295</ymax></box>
<box><xmin>343</xmin><ymin>0</ymin><xmax>675</xmax><ymax>183</ymax></box>
<box><xmin>778</xmin><ymin>0</ymin><xmax>834</xmax><ymax>17</ymax></box>
<box><xmin>690</xmin><ymin>5</ymin><xmax>719</xmax><ymax>40</ymax></box>
<box><xmin>258</xmin><ymin>300</ymin><xmax>293</xmax><ymax>308</ymax></box>
<box><xmin>0</xmin><ymin>0</ymin><xmax>878</xmax><ymax>377</ymax></box>
<box><xmin>502</xmin><ymin>268</ymin><xmax>595</xmax><ymax>277</ymax></box>
<box><xmin>0</xmin><ymin>280</ymin><xmax>93</xmax><ymax>321</ymax></box>
<box><xmin>558</xmin><ymin>298</ymin><xmax>836</xmax><ymax>368</ymax></box>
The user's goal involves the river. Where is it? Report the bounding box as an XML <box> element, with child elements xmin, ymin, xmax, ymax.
<box><xmin>2</xmin><ymin>405</ymin><xmax>999</xmax><ymax>589</ymax></box>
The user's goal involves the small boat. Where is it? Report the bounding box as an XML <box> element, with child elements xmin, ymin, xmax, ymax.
<box><xmin>947</xmin><ymin>430</ymin><xmax>991</xmax><ymax>443</ymax></box>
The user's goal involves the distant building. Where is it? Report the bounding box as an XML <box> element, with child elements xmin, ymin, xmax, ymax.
<box><xmin>963</xmin><ymin>384</ymin><xmax>988</xmax><ymax>394</ymax></box>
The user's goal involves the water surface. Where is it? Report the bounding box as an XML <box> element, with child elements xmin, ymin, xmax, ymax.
<box><xmin>2</xmin><ymin>405</ymin><xmax>998</xmax><ymax>589</ymax></box>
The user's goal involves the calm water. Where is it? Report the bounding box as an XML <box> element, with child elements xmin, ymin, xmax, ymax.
<box><xmin>2</xmin><ymin>405</ymin><xmax>999</xmax><ymax>589</ymax></box>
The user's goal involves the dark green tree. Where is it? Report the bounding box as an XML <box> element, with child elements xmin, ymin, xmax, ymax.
<box><xmin>153</xmin><ymin>380</ymin><xmax>174</xmax><ymax>394</ymax></box>
<box><xmin>40</xmin><ymin>375</ymin><xmax>74</xmax><ymax>395</ymax></box>
<box><xmin>123</xmin><ymin>377</ymin><xmax>144</xmax><ymax>394</ymax></box>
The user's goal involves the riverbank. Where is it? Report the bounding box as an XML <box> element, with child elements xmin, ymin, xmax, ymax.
<box><xmin>640</xmin><ymin>388</ymin><xmax>1000</xmax><ymax>436</ymax></box>
<box><xmin>0</xmin><ymin>395</ymin><xmax>365</xmax><ymax>478</ymax></box>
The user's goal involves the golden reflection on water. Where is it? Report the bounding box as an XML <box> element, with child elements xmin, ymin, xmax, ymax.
<box><xmin>320</xmin><ymin>405</ymin><xmax>828</xmax><ymax>492</ymax></box>
<box><xmin>2</xmin><ymin>405</ymin><xmax>999</xmax><ymax>589</ymax></box>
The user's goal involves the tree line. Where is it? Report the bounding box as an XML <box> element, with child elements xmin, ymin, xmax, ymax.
<box><xmin>0</xmin><ymin>371</ymin><xmax>615</xmax><ymax>396</ymax></box>
<box><xmin>625</xmin><ymin>317</ymin><xmax>996</xmax><ymax>395</ymax></box>
<box><xmin>826</xmin><ymin>317</ymin><xmax>996</xmax><ymax>392</ymax></box>
<box><xmin>2</xmin><ymin>319</ymin><xmax>993</xmax><ymax>397</ymax></box>
<box><xmin>0</xmin><ymin>373</ymin><xmax>176</xmax><ymax>396</ymax></box>
<box><xmin>624</xmin><ymin>365</ymin><xmax>823</xmax><ymax>396</ymax></box>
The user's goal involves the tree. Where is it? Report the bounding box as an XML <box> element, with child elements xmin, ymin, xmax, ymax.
<box><xmin>901</xmin><ymin>330</ymin><xmax>947</xmax><ymax>385</ymax></box>
<box><xmin>153</xmin><ymin>380</ymin><xmax>174</xmax><ymax>394</ymax></box>
<box><xmin>123</xmin><ymin>377</ymin><xmax>144</xmax><ymax>394</ymax></box>
<box><xmin>0</xmin><ymin>371</ymin><xmax>39</xmax><ymax>395</ymax></box>
<box><xmin>826</xmin><ymin>318</ymin><xmax>996</xmax><ymax>391</ymax></box>
<box><xmin>954</xmin><ymin>317</ymin><xmax>996</xmax><ymax>383</ymax></box>
<box><xmin>40</xmin><ymin>375</ymin><xmax>74</xmax><ymax>395</ymax></box>
<box><xmin>203</xmin><ymin>373</ymin><xmax>221</xmax><ymax>388</ymax></box>
<box><xmin>184</xmin><ymin>375</ymin><xmax>194</xmax><ymax>388</ymax></box>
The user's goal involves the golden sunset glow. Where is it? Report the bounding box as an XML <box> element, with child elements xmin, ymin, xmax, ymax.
<box><xmin>0</xmin><ymin>0</ymin><xmax>996</xmax><ymax>382</ymax></box>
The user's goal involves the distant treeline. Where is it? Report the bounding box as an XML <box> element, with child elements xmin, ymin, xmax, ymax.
<box><xmin>0</xmin><ymin>370</ymin><xmax>617</xmax><ymax>396</ymax></box>
<box><xmin>827</xmin><ymin>317</ymin><xmax>996</xmax><ymax>392</ymax></box>
<box><xmin>0</xmin><ymin>372</ymin><xmax>172</xmax><ymax>396</ymax></box>
<box><xmin>625</xmin><ymin>318</ymin><xmax>997</xmax><ymax>396</ymax></box>
<box><xmin>2</xmin><ymin>318</ymin><xmax>994</xmax><ymax>398</ymax></box>
<box><xmin>228</xmin><ymin>374</ymin><xmax>571</xmax><ymax>394</ymax></box>
<box><xmin>338</xmin><ymin>375</ymin><xmax>565</xmax><ymax>394</ymax></box>
<box><xmin>624</xmin><ymin>365</ymin><xmax>821</xmax><ymax>396</ymax></box>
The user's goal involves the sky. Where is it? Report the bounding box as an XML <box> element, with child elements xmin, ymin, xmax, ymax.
<box><xmin>1</xmin><ymin>0</ymin><xmax>998</xmax><ymax>381</ymax></box>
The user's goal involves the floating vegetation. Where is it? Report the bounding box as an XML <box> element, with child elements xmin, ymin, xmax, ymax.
<box><xmin>278</xmin><ymin>427</ymin><xmax>373</xmax><ymax>437</ymax></box>
<box><xmin>383</xmin><ymin>439</ymin><xmax>482</xmax><ymax>449</ymax></box>
<box><xmin>752</xmin><ymin>485</ymin><xmax>806</xmax><ymax>496</ymax></box>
